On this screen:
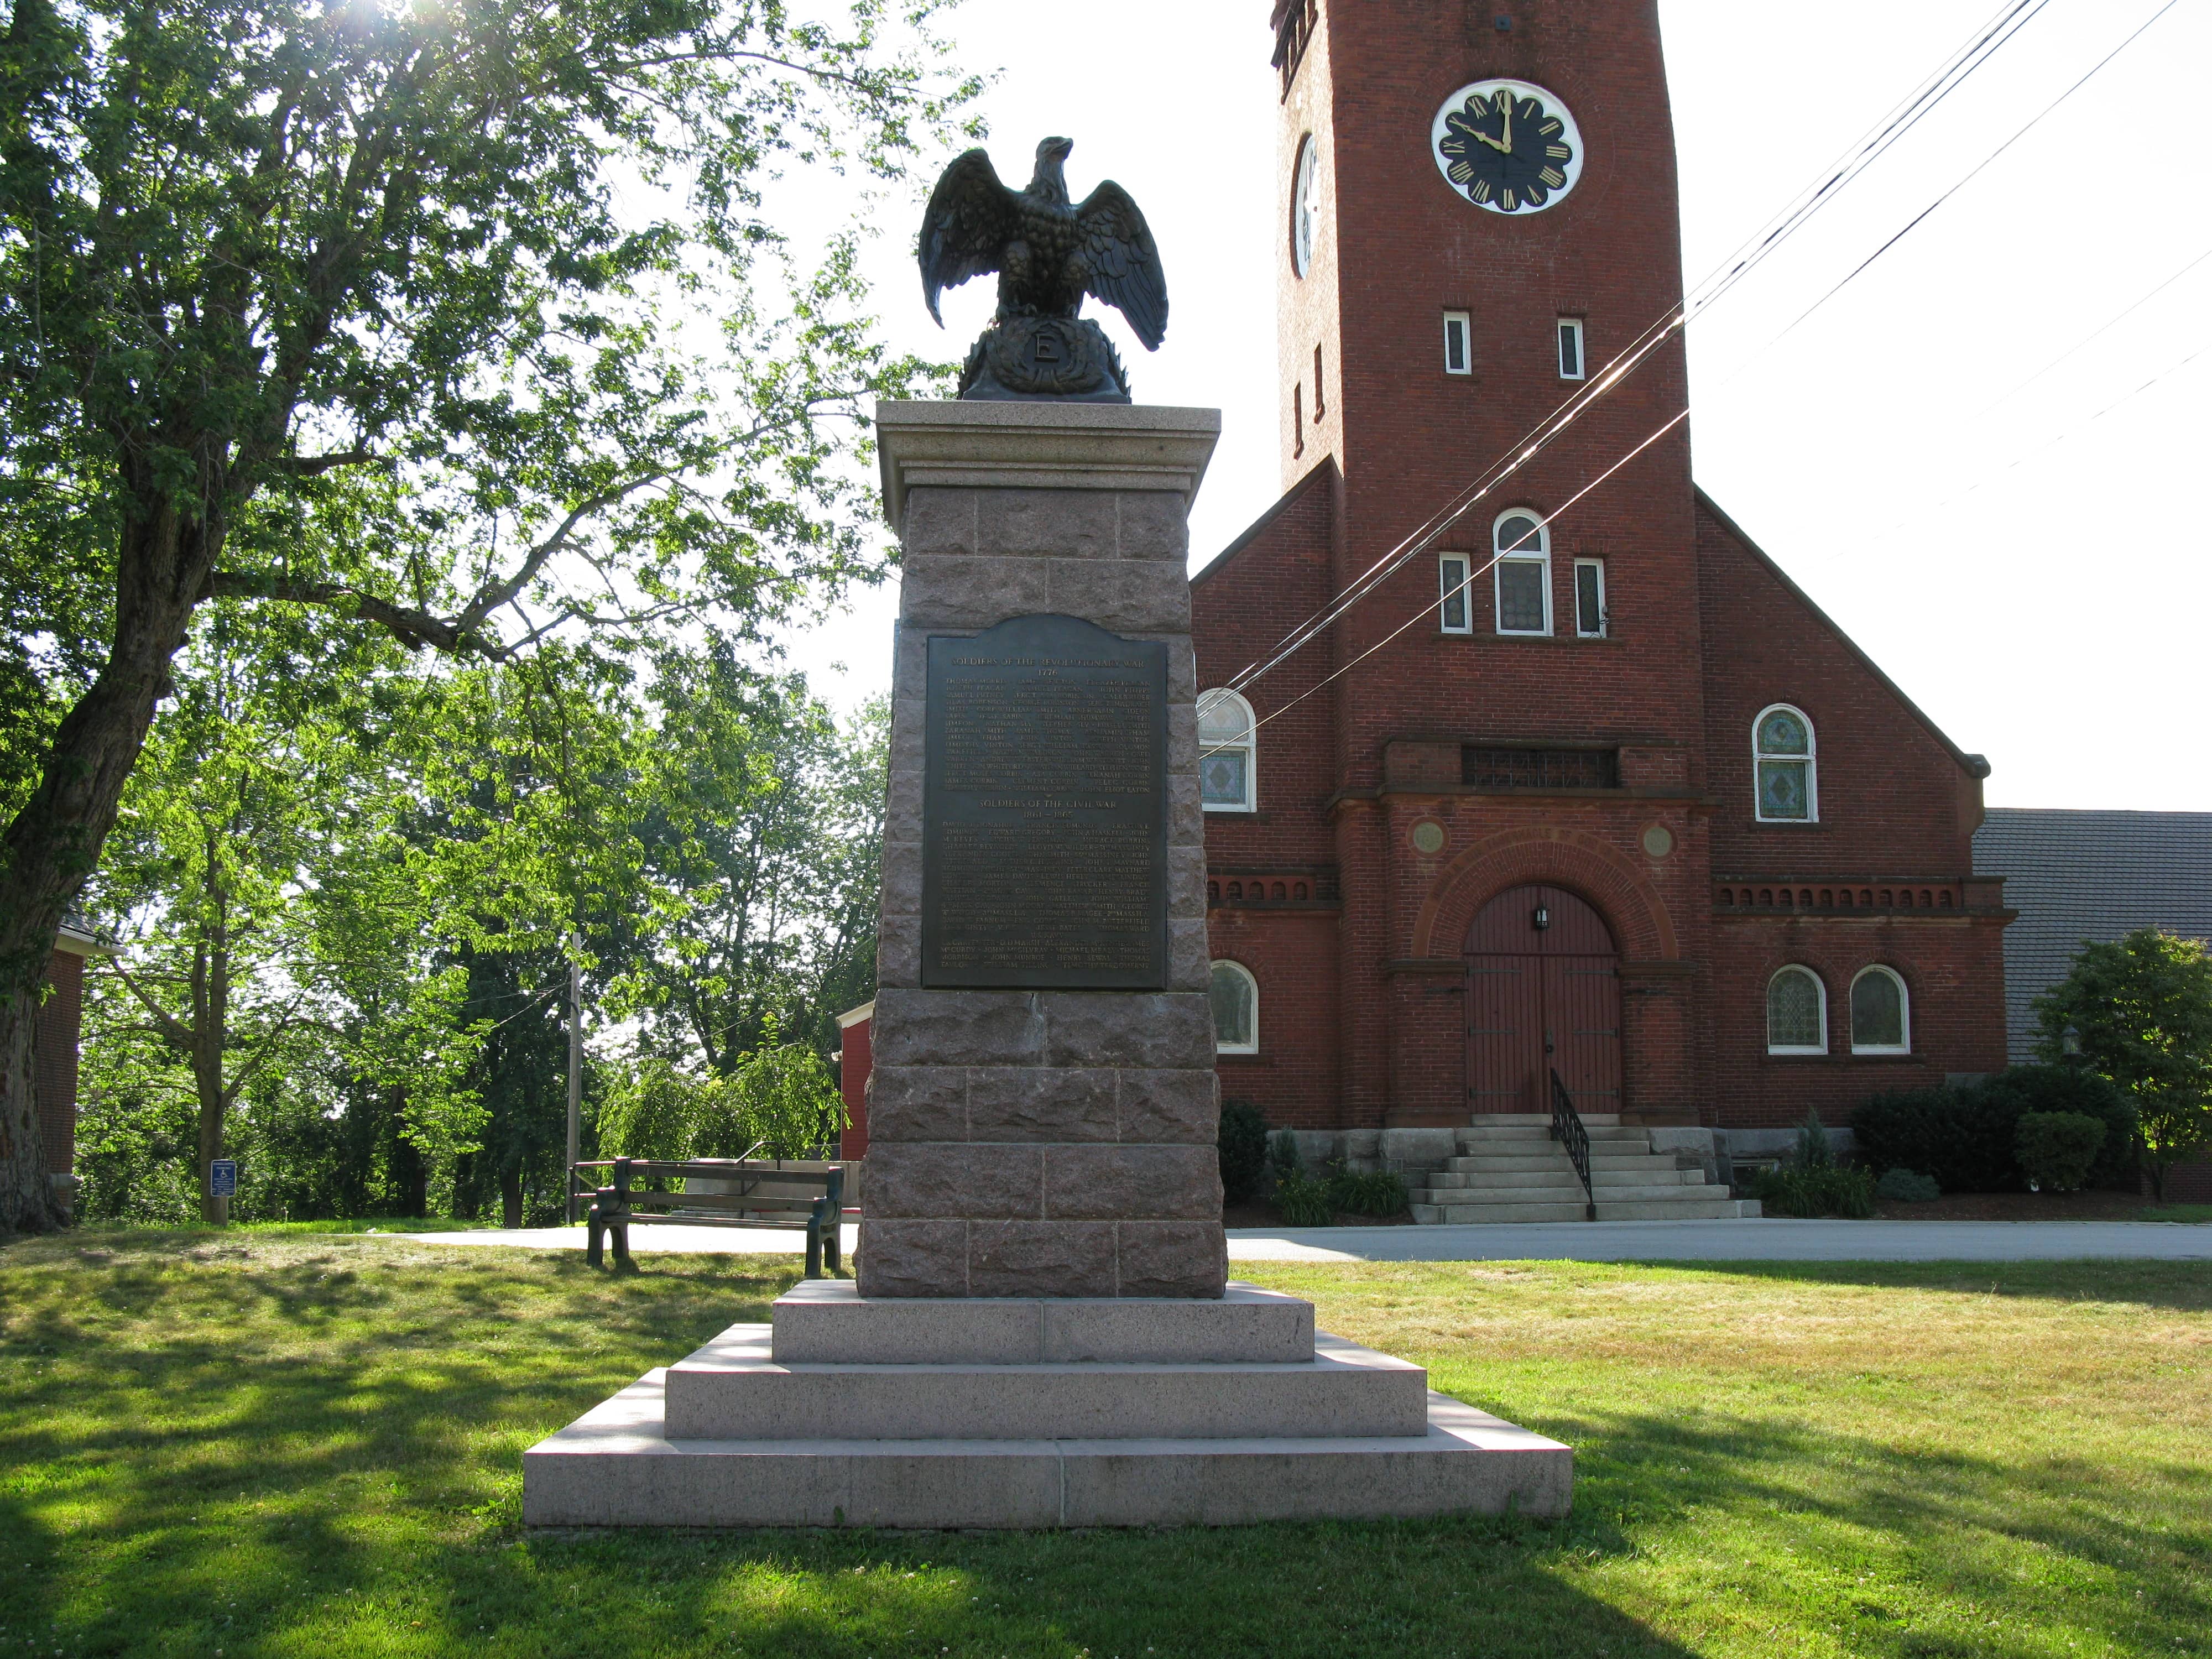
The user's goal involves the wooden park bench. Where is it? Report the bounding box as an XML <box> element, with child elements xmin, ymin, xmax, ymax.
<box><xmin>570</xmin><ymin>1157</ymin><xmax>846</xmax><ymax>1276</ymax></box>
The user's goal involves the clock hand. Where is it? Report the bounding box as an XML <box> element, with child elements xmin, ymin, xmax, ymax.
<box><xmin>1495</xmin><ymin>88</ymin><xmax>1514</xmax><ymax>156</ymax></box>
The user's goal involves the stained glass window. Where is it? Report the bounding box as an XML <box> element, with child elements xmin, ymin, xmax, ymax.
<box><xmin>1767</xmin><ymin>967</ymin><xmax>1825</xmax><ymax>1052</ymax></box>
<box><xmin>1851</xmin><ymin>968</ymin><xmax>1908</xmax><ymax>1051</ymax></box>
<box><xmin>1210</xmin><ymin>962</ymin><xmax>1258</xmax><ymax>1052</ymax></box>
<box><xmin>1494</xmin><ymin>513</ymin><xmax>1549</xmax><ymax>635</ymax></box>
<box><xmin>1754</xmin><ymin>705</ymin><xmax>1817</xmax><ymax>822</ymax></box>
<box><xmin>1198</xmin><ymin>689</ymin><xmax>1256</xmax><ymax>811</ymax></box>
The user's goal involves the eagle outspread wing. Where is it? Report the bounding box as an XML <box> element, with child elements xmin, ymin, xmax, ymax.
<box><xmin>919</xmin><ymin>148</ymin><xmax>1021</xmax><ymax>327</ymax></box>
<box><xmin>1076</xmin><ymin>180</ymin><xmax>1167</xmax><ymax>351</ymax></box>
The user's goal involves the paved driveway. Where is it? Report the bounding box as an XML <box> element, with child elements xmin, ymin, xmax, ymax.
<box><xmin>383</xmin><ymin>1218</ymin><xmax>2210</xmax><ymax>1264</ymax></box>
<box><xmin>1224</xmin><ymin>1219</ymin><xmax>2212</xmax><ymax>1262</ymax></box>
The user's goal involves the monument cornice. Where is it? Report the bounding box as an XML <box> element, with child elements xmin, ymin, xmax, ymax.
<box><xmin>875</xmin><ymin>399</ymin><xmax>1222</xmax><ymax>528</ymax></box>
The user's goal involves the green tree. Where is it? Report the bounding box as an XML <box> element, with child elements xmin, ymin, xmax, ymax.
<box><xmin>2034</xmin><ymin>928</ymin><xmax>2212</xmax><ymax>1200</ymax></box>
<box><xmin>617</xmin><ymin>654</ymin><xmax>885</xmax><ymax>1071</ymax></box>
<box><xmin>80</xmin><ymin>610</ymin><xmax>478</xmax><ymax>1221</ymax></box>
<box><xmin>0</xmin><ymin>0</ymin><xmax>972</xmax><ymax>1229</ymax></box>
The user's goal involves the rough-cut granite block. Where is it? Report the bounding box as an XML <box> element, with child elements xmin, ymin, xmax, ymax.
<box><xmin>890</xmin><ymin>697</ymin><xmax>925</xmax><ymax>774</ymax></box>
<box><xmin>1043</xmin><ymin>993</ymin><xmax>1214</xmax><ymax>1069</ymax></box>
<box><xmin>856</xmin><ymin>1220</ymin><xmax>968</xmax><ymax>1297</ymax></box>
<box><xmin>1117</xmin><ymin>492</ymin><xmax>1190</xmax><ymax>562</ymax></box>
<box><xmin>1167</xmin><ymin>919</ymin><xmax>1213</xmax><ymax>992</ymax></box>
<box><xmin>1118</xmin><ymin>1068</ymin><xmax>1218</xmax><ymax>1144</ymax></box>
<box><xmin>864</xmin><ymin>1066</ymin><xmax>966</xmax><ymax>1143</ymax></box>
<box><xmin>900</xmin><ymin>486</ymin><xmax>979</xmax><ymax>556</ymax></box>
<box><xmin>872</xmin><ymin>989</ymin><xmax>1046</xmax><ymax>1068</ymax></box>
<box><xmin>967</xmin><ymin>1066</ymin><xmax>1120</xmax><ymax>1143</ymax></box>
<box><xmin>879</xmin><ymin>842</ymin><xmax>922</xmax><ymax>916</ymax></box>
<box><xmin>1166</xmin><ymin>775</ymin><xmax>1203</xmax><ymax>845</ymax></box>
<box><xmin>969</xmin><ymin>1221</ymin><xmax>1118</xmax><ymax>1298</ymax></box>
<box><xmin>978</xmin><ymin>487</ymin><xmax>1118</xmax><ymax>559</ymax></box>
<box><xmin>901</xmin><ymin>554</ymin><xmax>1050</xmax><ymax>628</ymax></box>
<box><xmin>1044</xmin><ymin>560</ymin><xmax>1192</xmax><ymax>634</ymax></box>
<box><xmin>874</xmin><ymin>915</ymin><xmax>920</xmax><ymax>989</ymax></box>
<box><xmin>1045</xmin><ymin>1145</ymin><xmax>1221</xmax><ymax>1221</ymax></box>
<box><xmin>1167</xmin><ymin>844</ymin><xmax>1209</xmax><ymax>920</ymax></box>
<box><xmin>869</xmin><ymin>1142</ymin><xmax>1043</xmax><ymax>1219</ymax></box>
<box><xmin>1116</xmin><ymin>1222</ymin><xmax>1232</xmax><ymax>1299</ymax></box>
<box><xmin>883</xmin><ymin>767</ymin><xmax>923</xmax><ymax>848</ymax></box>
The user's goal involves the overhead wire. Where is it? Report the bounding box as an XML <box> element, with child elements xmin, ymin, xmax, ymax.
<box><xmin>1212</xmin><ymin>0</ymin><xmax>2061</xmax><ymax>711</ymax></box>
<box><xmin>1751</xmin><ymin>0</ymin><xmax>2185</xmax><ymax>358</ymax></box>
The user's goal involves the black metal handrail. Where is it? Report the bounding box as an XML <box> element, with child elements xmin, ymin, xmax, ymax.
<box><xmin>1550</xmin><ymin>1069</ymin><xmax>1597</xmax><ymax>1221</ymax></box>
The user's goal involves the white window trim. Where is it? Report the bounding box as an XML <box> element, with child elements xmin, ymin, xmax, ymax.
<box><xmin>1211</xmin><ymin>959</ymin><xmax>1260</xmax><ymax>1055</ymax></box>
<box><xmin>1766</xmin><ymin>966</ymin><xmax>1829</xmax><ymax>1056</ymax></box>
<box><xmin>1557</xmin><ymin>317</ymin><xmax>1586</xmax><ymax>380</ymax></box>
<box><xmin>1443</xmin><ymin>310</ymin><xmax>1472</xmax><ymax>375</ymax></box>
<box><xmin>1849</xmin><ymin>965</ymin><xmax>1912</xmax><ymax>1055</ymax></box>
<box><xmin>1439</xmin><ymin>553</ymin><xmax>1473</xmax><ymax>634</ymax></box>
<box><xmin>1493</xmin><ymin>509</ymin><xmax>1552</xmax><ymax>637</ymax></box>
<box><xmin>1752</xmin><ymin>702</ymin><xmax>1819</xmax><ymax>824</ymax></box>
<box><xmin>1198</xmin><ymin>687</ymin><xmax>1257</xmax><ymax>813</ymax></box>
<box><xmin>1573</xmin><ymin>557</ymin><xmax>1607</xmax><ymax>638</ymax></box>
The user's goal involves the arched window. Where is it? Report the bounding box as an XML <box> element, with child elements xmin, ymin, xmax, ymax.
<box><xmin>1209</xmin><ymin>961</ymin><xmax>1259</xmax><ymax>1055</ymax></box>
<box><xmin>1493</xmin><ymin>510</ymin><xmax>1551</xmax><ymax>636</ymax></box>
<box><xmin>1766</xmin><ymin>966</ymin><xmax>1827</xmax><ymax>1055</ymax></box>
<box><xmin>1197</xmin><ymin>689</ymin><xmax>1256</xmax><ymax>812</ymax></box>
<box><xmin>1754</xmin><ymin>703</ymin><xmax>1817</xmax><ymax>822</ymax></box>
<box><xmin>1850</xmin><ymin>966</ymin><xmax>1910</xmax><ymax>1053</ymax></box>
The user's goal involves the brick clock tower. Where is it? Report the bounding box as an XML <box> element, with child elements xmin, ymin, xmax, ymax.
<box><xmin>1191</xmin><ymin>1</ymin><xmax>2011</xmax><ymax>1151</ymax></box>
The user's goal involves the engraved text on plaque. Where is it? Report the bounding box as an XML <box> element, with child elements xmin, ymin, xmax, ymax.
<box><xmin>921</xmin><ymin>614</ymin><xmax>1168</xmax><ymax>989</ymax></box>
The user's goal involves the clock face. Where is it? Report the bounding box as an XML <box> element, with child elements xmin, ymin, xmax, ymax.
<box><xmin>1291</xmin><ymin>134</ymin><xmax>1320</xmax><ymax>276</ymax></box>
<box><xmin>1431</xmin><ymin>80</ymin><xmax>1584</xmax><ymax>215</ymax></box>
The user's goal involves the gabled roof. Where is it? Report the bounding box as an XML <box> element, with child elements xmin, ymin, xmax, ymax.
<box><xmin>1191</xmin><ymin>457</ymin><xmax>1337</xmax><ymax>590</ymax></box>
<box><xmin>1972</xmin><ymin>808</ymin><xmax>2212</xmax><ymax>1061</ymax></box>
<box><xmin>1695</xmin><ymin>487</ymin><xmax>1990</xmax><ymax>780</ymax></box>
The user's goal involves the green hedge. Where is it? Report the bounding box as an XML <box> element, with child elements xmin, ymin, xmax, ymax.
<box><xmin>1753</xmin><ymin>1163</ymin><xmax>1876</xmax><ymax>1219</ymax></box>
<box><xmin>1852</xmin><ymin>1066</ymin><xmax>2137</xmax><ymax>1193</ymax></box>
<box><xmin>1217</xmin><ymin>1099</ymin><xmax>1269</xmax><ymax>1205</ymax></box>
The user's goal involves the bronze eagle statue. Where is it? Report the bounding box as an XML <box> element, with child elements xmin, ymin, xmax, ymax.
<box><xmin>919</xmin><ymin>137</ymin><xmax>1168</xmax><ymax>401</ymax></box>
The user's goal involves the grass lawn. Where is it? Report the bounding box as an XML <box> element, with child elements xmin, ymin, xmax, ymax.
<box><xmin>2</xmin><ymin>1234</ymin><xmax>2207</xmax><ymax>1658</ymax></box>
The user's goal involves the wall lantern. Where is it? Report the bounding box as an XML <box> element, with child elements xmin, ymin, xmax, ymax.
<box><xmin>1532</xmin><ymin>905</ymin><xmax>1550</xmax><ymax>931</ymax></box>
<box><xmin>2061</xmin><ymin>1024</ymin><xmax>2082</xmax><ymax>1060</ymax></box>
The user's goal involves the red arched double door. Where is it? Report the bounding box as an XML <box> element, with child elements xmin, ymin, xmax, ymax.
<box><xmin>1463</xmin><ymin>884</ymin><xmax>1623</xmax><ymax>1115</ymax></box>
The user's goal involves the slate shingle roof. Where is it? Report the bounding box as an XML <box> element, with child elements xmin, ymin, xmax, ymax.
<box><xmin>1971</xmin><ymin>808</ymin><xmax>2212</xmax><ymax>1062</ymax></box>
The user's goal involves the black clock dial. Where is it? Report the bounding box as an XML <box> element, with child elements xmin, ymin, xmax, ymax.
<box><xmin>1436</xmin><ymin>84</ymin><xmax>1580</xmax><ymax>214</ymax></box>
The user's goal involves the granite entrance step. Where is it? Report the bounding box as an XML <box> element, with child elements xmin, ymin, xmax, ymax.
<box><xmin>1407</xmin><ymin>1120</ymin><xmax>1760</xmax><ymax>1224</ymax></box>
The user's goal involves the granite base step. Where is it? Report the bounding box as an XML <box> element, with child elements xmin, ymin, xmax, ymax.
<box><xmin>664</xmin><ymin>1324</ymin><xmax>1429</xmax><ymax>1441</ymax></box>
<box><xmin>524</xmin><ymin>1368</ymin><xmax>1573</xmax><ymax>1527</ymax></box>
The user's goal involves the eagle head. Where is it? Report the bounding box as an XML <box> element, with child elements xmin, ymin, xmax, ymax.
<box><xmin>1030</xmin><ymin>136</ymin><xmax>1075</xmax><ymax>202</ymax></box>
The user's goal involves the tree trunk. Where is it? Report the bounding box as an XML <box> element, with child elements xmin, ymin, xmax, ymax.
<box><xmin>0</xmin><ymin>483</ymin><xmax>222</xmax><ymax>1232</ymax></box>
<box><xmin>500</xmin><ymin>1164</ymin><xmax>524</xmax><ymax>1230</ymax></box>
<box><xmin>196</xmin><ymin>1088</ymin><xmax>228</xmax><ymax>1227</ymax></box>
<box><xmin>0</xmin><ymin>984</ymin><xmax>63</xmax><ymax>1234</ymax></box>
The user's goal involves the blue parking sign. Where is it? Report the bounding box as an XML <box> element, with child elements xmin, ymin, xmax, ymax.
<box><xmin>208</xmin><ymin>1159</ymin><xmax>238</xmax><ymax>1199</ymax></box>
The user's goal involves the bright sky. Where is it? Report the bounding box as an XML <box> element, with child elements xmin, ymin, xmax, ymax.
<box><xmin>786</xmin><ymin>0</ymin><xmax>2212</xmax><ymax>812</ymax></box>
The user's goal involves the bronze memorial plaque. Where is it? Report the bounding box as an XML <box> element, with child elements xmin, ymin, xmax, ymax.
<box><xmin>922</xmin><ymin>613</ymin><xmax>1168</xmax><ymax>989</ymax></box>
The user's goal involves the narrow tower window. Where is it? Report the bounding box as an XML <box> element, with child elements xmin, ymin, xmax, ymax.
<box><xmin>1557</xmin><ymin>317</ymin><xmax>1585</xmax><ymax>380</ymax></box>
<box><xmin>1443</xmin><ymin>311</ymin><xmax>1472</xmax><ymax>375</ymax></box>
<box><xmin>1313</xmin><ymin>345</ymin><xmax>1325</xmax><ymax>417</ymax></box>
<box><xmin>1574</xmin><ymin>559</ymin><xmax>1606</xmax><ymax>637</ymax></box>
<box><xmin>1439</xmin><ymin>555</ymin><xmax>1472</xmax><ymax>634</ymax></box>
<box><xmin>1493</xmin><ymin>510</ymin><xmax>1551</xmax><ymax>636</ymax></box>
<box><xmin>1291</xmin><ymin>383</ymin><xmax>1303</xmax><ymax>457</ymax></box>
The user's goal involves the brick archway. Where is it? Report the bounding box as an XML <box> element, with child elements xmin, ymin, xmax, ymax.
<box><xmin>1409</xmin><ymin>825</ymin><xmax>1679</xmax><ymax>962</ymax></box>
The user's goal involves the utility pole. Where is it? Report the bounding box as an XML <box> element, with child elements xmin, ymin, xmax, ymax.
<box><xmin>566</xmin><ymin>941</ymin><xmax>582</xmax><ymax>1224</ymax></box>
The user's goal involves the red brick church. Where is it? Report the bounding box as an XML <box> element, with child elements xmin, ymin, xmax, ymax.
<box><xmin>1193</xmin><ymin>1</ymin><xmax>2012</xmax><ymax>1141</ymax></box>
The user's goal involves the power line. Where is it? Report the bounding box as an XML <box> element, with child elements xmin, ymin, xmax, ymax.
<box><xmin>1234</xmin><ymin>410</ymin><xmax>1693</xmax><ymax>744</ymax></box>
<box><xmin>1759</xmin><ymin>0</ymin><xmax>2184</xmax><ymax>355</ymax></box>
<box><xmin>1215</xmin><ymin>0</ymin><xmax>2060</xmax><ymax>707</ymax></box>
<box><xmin>1971</xmin><ymin>238</ymin><xmax>2212</xmax><ymax>420</ymax></box>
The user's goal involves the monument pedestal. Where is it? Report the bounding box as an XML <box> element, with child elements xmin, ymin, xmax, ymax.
<box><xmin>523</xmin><ymin>1282</ymin><xmax>1572</xmax><ymax>1526</ymax></box>
<box><xmin>520</xmin><ymin>401</ymin><xmax>1573</xmax><ymax>1526</ymax></box>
